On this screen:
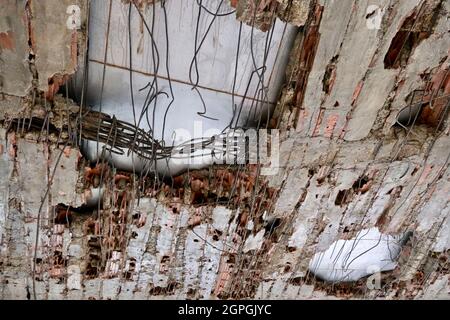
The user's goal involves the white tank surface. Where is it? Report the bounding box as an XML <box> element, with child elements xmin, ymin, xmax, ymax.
<box><xmin>308</xmin><ymin>227</ymin><xmax>412</xmax><ymax>283</ymax></box>
<box><xmin>72</xmin><ymin>0</ymin><xmax>297</xmax><ymax>176</ymax></box>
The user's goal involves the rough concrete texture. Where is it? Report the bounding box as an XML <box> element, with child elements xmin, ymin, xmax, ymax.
<box><xmin>234</xmin><ymin>0</ymin><xmax>312</xmax><ymax>30</ymax></box>
<box><xmin>0</xmin><ymin>0</ymin><xmax>87</xmax><ymax>99</ymax></box>
<box><xmin>0</xmin><ymin>1</ymin><xmax>33</xmax><ymax>97</ymax></box>
<box><xmin>0</xmin><ymin>0</ymin><xmax>449</xmax><ymax>300</ymax></box>
<box><xmin>267</xmin><ymin>0</ymin><xmax>449</xmax><ymax>299</ymax></box>
<box><xmin>31</xmin><ymin>0</ymin><xmax>86</xmax><ymax>96</ymax></box>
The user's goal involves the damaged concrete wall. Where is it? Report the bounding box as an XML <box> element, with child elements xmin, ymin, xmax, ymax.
<box><xmin>1</xmin><ymin>0</ymin><xmax>87</xmax><ymax>102</ymax></box>
<box><xmin>265</xmin><ymin>0</ymin><xmax>449</xmax><ymax>299</ymax></box>
<box><xmin>0</xmin><ymin>0</ymin><xmax>449</xmax><ymax>300</ymax></box>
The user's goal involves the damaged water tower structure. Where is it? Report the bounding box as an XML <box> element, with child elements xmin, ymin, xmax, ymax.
<box><xmin>0</xmin><ymin>0</ymin><xmax>449</xmax><ymax>300</ymax></box>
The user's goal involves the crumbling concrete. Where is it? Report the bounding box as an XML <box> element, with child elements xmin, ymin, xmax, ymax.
<box><xmin>0</xmin><ymin>0</ymin><xmax>449</xmax><ymax>300</ymax></box>
<box><xmin>0</xmin><ymin>1</ymin><xmax>33</xmax><ymax>97</ymax></box>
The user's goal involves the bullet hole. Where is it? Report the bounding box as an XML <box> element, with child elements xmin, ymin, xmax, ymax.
<box><xmin>53</xmin><ymin>251</ymin><xmax>64</xmax><ymax>264</ymax></box>
<box><xmin>85</xmin><ymin>218</ymin><xmax>98</xmax><ymax>235</ymax></box>
<box><xmin>317</xmin><ymin>176</ymin><xmax>325</xmax><ymax>185</ymax></box>
<box><xmin>334</xmin><ymin>101</ymin><xmax>340</xmax><ymax>107</ymax></box>
<box><xmin>336</xmin><ymin>175</ymin><xmax>372</xmax><ymax>206</ymax></box>
<box><xmin>159</xmin><ymin>281</ymin><xmax>181</xmax><ymax>295</ymax></box>
<box><xmin>131</xmin><ymin>231</ymin><xmax>138</xmax><ymax>239</ymax></box>
<box><xmin>264</xmin><ymin>217</ymin><xmax>281</xmax><ymax>236</ymax></box>
<box><xmin>186</xmin><ymin>288</ymin><xmax>197</xmax><ymax>299</ymax></box>
<box><xmin>352</xmin><ymin>175</ymin><xmax>370</xmax><ymax>194</ymax></box>
<box><xmin>172</xmin><ymin>207</ymin><xmax>177</xmax><ymax>213</ymax></box>
<box><xmin>386</xmin><ymin>185</ymin><xmax>403</xmax><ymax>196</ymax></box>
<box><xmin>438</xmin><ymin>254</ymin><xmax>447</xmax><ymax>264</ymax></box>
<box><xmin>284</xmin><ymin>264</ymin><xmax>291</xmax><ymax>273</ymax></box>
<box><xmin>366</xmin><ymin>8</ymin><xmax>377</xmax><ymax>19</ymax></box>
<box><xmin>85</xmin><ymin>238</ymin><xmax>101</xmax><ymax>280</ymax></box>
<box><xmin>128</xmin><ymin>259</ymin><xmax>136</xmax><ymax>269</ymax></box>
<box><xmin>343</xmin><ymin>226</ymin><xmax>350</xmax><ymax>233</ymax></box>
<box><xmin>193</xmin><ymin>239</ymin><xmax>199</xmax><ymax>243</ymax></box>
<box><xmin>411</xmin><ymin>166</ymin><xmax>419</xmax><ymax>176</ymax></box>
<box><xmin>88</xmin><ymin>237</ymin><xmax>101</xmax><ymax>248</ymax></box>
<box><xmin>54</xmin><ymin>204</ymin><xmax>73</xmax><ymax>225</ymax></box>
<box><xmin>315</xmin><ymin>194</ymin><xmax>318</xmax><ymax>199</ymax></box>
<box><xmin>132</xmin><ymin>213</ymin><xmax>141</xmax><ymax>221</ymax></box>
<box><xmin>322</xmin><ymin>55</ymin><xmax>338</xmax><ymax>94</ymax></box>
<box><xmin>124</xmin><ymin>258</ymin><xmax>137</xmax><ymax>280</ymax></box>
<box><xmin>288</xmin><ymin>277</ymin><xmax>303</xmax><ymax>286</ymax></box>
<box><xmin>212</xmin><ymin>229</ymin><xmax>223</xmax><ymax>241</ymax></box>
<box><xmin>335</xmin><ymin>190</ymin><xmax>349</xmax><ymax>206</ymax></box>
<box><xmin>286</xmin><ymin>246</ymin><xmax>296</xmax><ymax>252</ymax></box>
<box><xmin>148</xmin><ymin>286</ymin><xmax>162</xmax><ymax>296</ymax></box>
<box><xmin>308</xmin><ymin>168</ymin><xmax>316</xmax><ymax>177</ymax></box>
<box><xmin>227</xmin><ymin>254</ymin><xmax>236</xmax><ymax>264</ymax></box>
<box><xmin>161</xmin><ymin>255</ymin><xmax>170</xmax><ymax>264</ymax></box>
<box><xmin>400</xmin><ymin>230</ymin><xmax>414</xmax><ymax>246</ymax></box>
<box><xmin>85</xmin><ymin>265</ymin><xmax>98</xmax><ymax>278</ymax></box>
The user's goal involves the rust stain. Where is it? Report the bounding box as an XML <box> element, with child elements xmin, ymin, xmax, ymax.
<box><xmin>414</xmin><ymin>64</ymin><xmax>449</xmax><ymax>127</ymax></box>
<box><xmin>312</xmin><ymin>109</ymin><xmax>324</xmax><ymax>137</ymax></box>
<box><xmin>0</xmin><ymin>30</ymin><xmax>15</xmax><ymax>52</ymax></box>
<box><xmin>214</xmin><ymin>257</ymin><xmax>233</xmax><ymax>297</ymax></box>
<box><xmin>7</xmin><ymin>131</ymin><xmax>16</xmax><ymax>158</ymax></box>
<box><xmin>25</xmin><ymin>0</ymin><xmax>36</xmax><ymax>51</ymax></box>
<box><xmin>324</xmin><ymin>114</ymin><xmax>339</xmax><ymax>138</ymax></box>
<box><xmin>46</xmin><ymin>74</ymin><xmax>70</xmax><ymax>101</ymax></box>
<box><xmin>293</xmin><ymin>4</ymin><xmax>323</xmax><ymax>131</ymax></box>
<box><xmin>322</xmin><ymin>56</ymin><xmax>338</xmax><ymax>94</ymax></box>
<box><xmin>396</xmin><ymin>57</ymin><xmax>449</xmax><ymax>128</ymax></box>
<box><xmin>351</xmin><ymin>80</ymin><xmax>364</xmax><ymax>106</ymax></box>
<box><xmin>71</xmin><ymin>31</ymin><xmax>78</xmax><ymax>67</ymax></box>
<box><xmin>294</xmin><ymin>5</ymin><xmax>323</xmax><ymax>108</ymax></box>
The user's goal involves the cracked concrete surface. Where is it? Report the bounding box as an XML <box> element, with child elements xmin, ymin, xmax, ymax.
<box><xmin>0</xmin><ymin>0</ymin><xmax>449</xmax><ymax>300</ymax></box>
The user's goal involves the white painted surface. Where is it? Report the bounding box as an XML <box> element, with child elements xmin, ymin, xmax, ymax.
<box><xmin>243</xmin><ymin>229</ymin><xmax>265</xmax><ymax>253</ymax></box>
<box><xmin>308</xmin><ymin>227</ymin><xmax>404</xmax><ymax>282</ymax></box>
